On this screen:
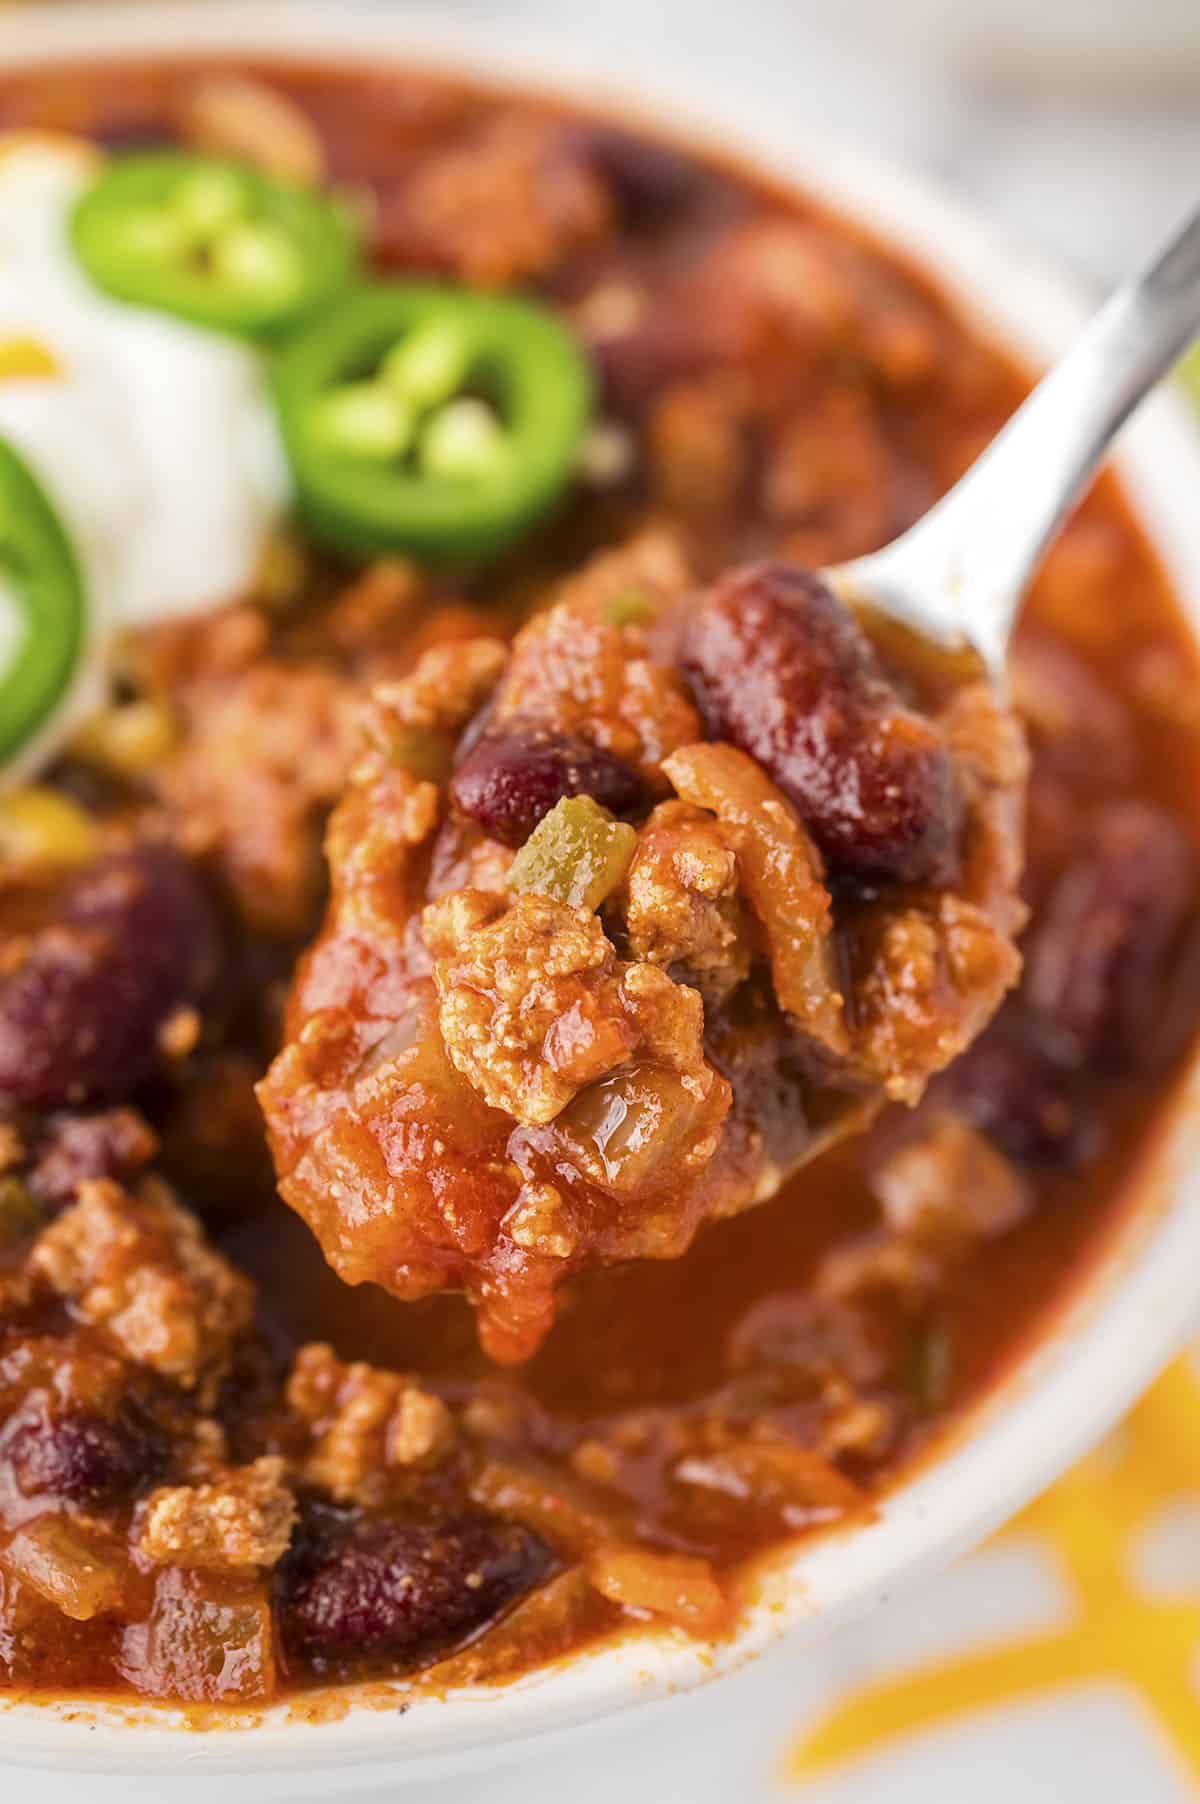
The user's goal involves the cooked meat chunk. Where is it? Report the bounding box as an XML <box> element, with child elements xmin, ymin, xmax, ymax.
<box><xmin>649</xmin><ymin>378</ymin><xmax>899</xmax><ymax>570</ymax></box>
<box><xmin>139</xmin><ymin>1458</ymin><xmax>297</xmax><ymax>1572</ymax></box>
<box><xmin>663</xmin><ymin>742</ymin><xmax>846</xmax><ymax>1050</ymax></box>
<box><xmin>29</xmin><ymin>1179</ymin><xmax>253</xmax><ymax>1396</ymax></box>
<box><xmin>155</xmin><ymin>657</ymin><xmax>360</xmax><ymax>937</ymax></box>
<box><xmin>619</xmin><ymin>801</ymin><xmax>752</xmax><ymax>1004</ymax></box>
<box><xmin>370</xmin><ymin>638</ymin><xmax>508</xmax><ymax>739</ymax></box>
<box><xmin>377</xmin><ymin>115</ymin><xmax>613</xmax><ymax>284</ymax></box>
<box><xmin>287</xmin><ymin>1344</ymin><xmax>453</xmax><ymax>1504</ymax></box>
<box><xmin>425</xmin><ymin>890</ymin><xmax>714</xmax><ymax>1127</ymax></box>
<box><xmin>720</xmin><ymin>217</ymin><xmax>942</xmax><ymax>387</ymax></box>
<box><xmin>849</xmin><ymin>897</ymin><xmax>1021</xmax><ymax>1104</ymax></box>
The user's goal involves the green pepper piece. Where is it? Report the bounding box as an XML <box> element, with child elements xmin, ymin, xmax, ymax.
<box><xmin>0</xmin><ymin>1178</ymin><xmax>45</xmax><ymax>1246</ymax></box>
<box><xmin>0</xmin><ymin>439</ymin><xmax>86</xmax><ymax>769</ymax></box>
<box><xmin>371</xmin><ymin>723</ymin><xmax>454</xmax><ymax>782</ymax></box>
<box><xmin>509</xmin><ymin>796</ymin><xmax>637</xmax><ymax>911</ymax></box>
<box><xmin>604</xmin><ymin>589</ymin><xmax>656</xmax><ymax>629</ymax></box>
<box><xmin>69</xmin><ymin>151</ymin><xmax>358</xmax><ymax>340</ymax></box>
<box><xmin>271</xmin><ymin>281</ymin><xmax>593</xmax><ymax>564</ymax></box>
<box><xmin>907</xmin><ymin>1325</ymin><xmax>953</xmax><ymax>1415</ymax></box>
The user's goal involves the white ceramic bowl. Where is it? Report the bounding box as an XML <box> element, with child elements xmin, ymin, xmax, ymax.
<box><xmin>837</xmin><ymin>0</ymin><xmax>1200</xmax><ymax>83</ymax></box>
<box><xmin>5</xmin><ymin>4</ymin><xmax>1200</xmax><ymax>1790</ymax></box>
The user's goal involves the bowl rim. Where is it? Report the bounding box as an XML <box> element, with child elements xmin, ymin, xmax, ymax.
<box><xmin>5</xmin><ymin>2</ymin><xmax>1200</xmax><ymax>1783</ymax></box>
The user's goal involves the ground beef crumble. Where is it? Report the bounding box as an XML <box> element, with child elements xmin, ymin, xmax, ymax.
<box><xmin>29</xmin><ymin>1180</ymin><xmax>253</xmax><ymax>1398</ymax></box>
<box><xmin>381</xmin><ymin>113</ymin><xmax>614</xmax><ymax>284</ymax></box>
<box><xmin>424</xmin><ymin>889</ymin><xmax>717</xmax><ymax>1127</ymax></box>
<box><xmin>619</xmin><ymin>801</ymin><xmax>753</xmax><ymax>1004</ymax></box>
<box><xmin>139</xmin><ymin>1457</ymin><xmax>297</xmax><ymax>1572</ymax></box>
<box><xmin>287</xmin><ymin>1343</ymin><xmax>454</xmax><ymax>1504</ymax></box>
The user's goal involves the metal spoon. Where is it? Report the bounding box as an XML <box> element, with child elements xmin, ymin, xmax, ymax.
<box><xmin>828</xmin><ymin>202</ymin><xmax>1200</xmax><ymax>684</ymax></box>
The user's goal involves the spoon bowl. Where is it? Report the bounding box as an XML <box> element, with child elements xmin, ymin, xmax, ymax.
<box><xmin>829</xmin><ymin>205</ymin><xmax>1200</xmax><ymax>682</ymax></box>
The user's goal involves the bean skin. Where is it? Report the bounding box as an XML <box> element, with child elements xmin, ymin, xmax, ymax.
<box><xmin>28</xmin><ymin>1108</ymin><xmax>157</xmax><ymax>1210</ymax></box>
<box><xmin>4</xmin><ymin>1403</ymin><xmax>167</xmax><ymax>1507</ymax></box>
<box><xmin>682</xmin><ymin>562</ymin><xmax>963</xmax><ymax>887</ymax></box>
<box><xmin>943</xmin><ymin>1014</ymin><xmax>1099</xmax><ymax>1171</ymax></box>
<box><xmin>450</xmin><ymin>727</ymin><xmax>645</xmax><ymax>849</ymax></box>
<box><xmin>561</xmin><ymin>125</ymin><xmax>706</xmax><ymax>231</ymax></box>
<box><xmin>1025</xmin><ymin>801</ymin><xmax>1195</xmax><ymax>1071</ymax></box>
<box><xmin>0</xmin><ymin>846</ymin><xmax>222</xmax><ymax>1109</ymax></box>
<box><xmin>279</xmin><ymin>1505</ymin><xmax>555</xmax><ymax>1675</ymax></box>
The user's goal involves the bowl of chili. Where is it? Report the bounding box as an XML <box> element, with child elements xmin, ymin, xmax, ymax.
<box><xmin>3</xmin><ymin>3</ymin><xmax>1200</xmax><ymax>1791</ymax></box>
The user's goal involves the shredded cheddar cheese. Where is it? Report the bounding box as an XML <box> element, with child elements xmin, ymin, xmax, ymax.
<box><xmin>0</xmin><ymin>335</ymin><xmax>60</xmax><ymax>380</ymax></box>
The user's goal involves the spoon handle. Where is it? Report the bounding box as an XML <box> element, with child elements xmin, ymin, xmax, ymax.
<box><xmin>833</xmin><ymin>202</ymin><xmax>1200</xmax><ymax>680</ymax></box>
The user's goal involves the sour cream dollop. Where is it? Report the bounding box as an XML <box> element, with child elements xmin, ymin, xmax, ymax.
<box><xmin>0</xmin><ymin>135</ymin><xmax>290</xmax><ymax>779</ymax></box>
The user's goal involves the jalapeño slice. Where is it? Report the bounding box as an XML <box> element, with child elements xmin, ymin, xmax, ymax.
<box><xmin>70</xmin><ymin>151</ymin><xmax>358</xmax><ymax>340</ymax></box>
<box><xmin>0</xmin><ymin>440</ymin><xmax>86</xmax><ymax>768</ymax></box>
<box><xmin>271</xmin><ymin>282</ymin><xmax>594</xmax><ymax>564</ymax></box>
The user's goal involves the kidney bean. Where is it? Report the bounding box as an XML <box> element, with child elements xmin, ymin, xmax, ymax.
<box><xmin>682</xmin><ymin>563</ymin><xmax>963</xmax><ymax>887</ymax></box>
<box><xmin>587</xmin><ymin>292</ymin><xmax>732</xmax><ymax>420</ymax></box>
<box><xmin>28</xmin><ymin>1108</ymin><xmax>157</xmax><ymax>1211</ymax></box>
<box><xmin>279</xmin><ymin>1505</ymin><xmax>554</xmax><ymax>1674</ymax></box>
<box><xmin>0</xmin><ymin>846</ymin><xmax>223</xmax><ymax>1109</ymax></box>
<box><xmin>942</xmin><ymin>1012</ymin><xmax>1098</xmax><ymax>1171</ymax></box>
<box><xmin>91</xmin><ymin>121</ymin><xmax>178</xmax><ymax>152</ymax></box>
<box><xmin>450</xmin><ymin>728</ymin><xmax>645</xmax><ymax>849</ymax></box>
<box><xmin>4</xmin><ymin>1403</ymin><xmax>167</xmax><ymax>1507</ymax></box>
<box><xmin>705</xmin><ymin>1015</ymin><xmax>837</xmax><ymax>1178</ymax></box>
<box><xmin>1025</xmin><ymin>801</ymin><xmax>1195</xmax><ymax>1071</ymax></box>
<box><xmin>561</xmin><ymin>125</ymin><xmax>706</xmax><ymax>231</ymax></box>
